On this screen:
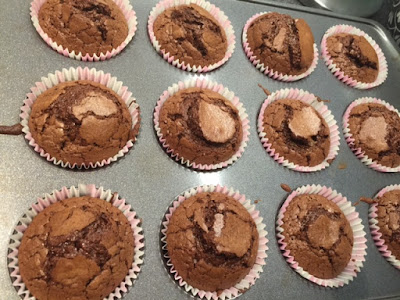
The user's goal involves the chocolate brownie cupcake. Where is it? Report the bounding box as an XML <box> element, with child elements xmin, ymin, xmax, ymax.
<box><xmin>347</xmin><ymin>102</ymin><xmax>400</xmax><ymax>168</ymax></box>
<box><xmin>28</xmin><ymin>80</ymin><xmax>138</xmax><ymax>167</ymax></box>
<box><xmin>18</xmin><ymin>196</ymin><xmax>134</xmax><ymax>300</ymax></box>
<box><xmin>281</xmin><ymin>194</ymin><xmax>354</xmax><ymax>279</ymax></box>
<box><xmin>166</xmin><ymin>191</ymin><xmax>259</xmax><ymax>292</ymax></box>
<box><xmin>152</xmin><ymin>3</ymin><xmax>228</xmax><ymax>67</ymax></box>
<box><xmin>245</xmin><ymin>12</ymin><xmax>315</xmax><ymax>76</ymax></box>
<box><xmin>38</xmin><ymin>0</ymin><xmax>129</xmax><ymax>56</ymax></box>
<box><xmin>158</xmin><ymin>87</ymin><xmax>243</xmax><ymax>166</ymax></box>
<box><xmin>262</xmin><ymin>99</ymin><xmax>330</xmax><ymax>167</ymax></box>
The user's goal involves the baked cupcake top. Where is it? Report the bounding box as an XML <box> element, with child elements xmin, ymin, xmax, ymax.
<box><xmin>18</xmin><ymin>196</ymin><xmax>134</xmax><ymax>300</ymax></box>
<box><xmin>38</xmin><ymin>0</ymin><xmax>128</xmax><ymax>56</ymax></box>
<box><xmin>327</xmin><ymin>33</ymin><xmax>379</xmax><ymax>83</ymax></box>
<box><xmin>158</xmin><ymin>87</ymin><xmax>243</xmax><ymax>166</ymax></box>
<box><xmin>246</xmin><ymin>12</ymin><xmax>315</xmax><ymax>76</ymax></box>
<box><xmin>153</xmin><ymin>4</ymin><xmax>228</xmax><ymax>67</ymax></box>
<box><xmin>281</xmin><ymin>194</ymin><xmax>354</xmax><ymax>279</ymax></box>
<box><xmin>375</xmin><ymin>190</ymin><xmax>400</xmax><ymax>260</ymax></box>
<box><xmin>348</xmin><ymin>103</ymin><xmax>400</xmax><ymax>168</ymax></box>
<box><xmin>166</xmin><ymin>191</ymin><xmax>259</xmax><ymax>292</ymax></box>
<box><xmin>262</xmin><ymin>99</ymin><xmax>330</xmax><ymax>167</ymax></box>
<box><xmin>28</xmin><ymin>80</ymin><xmax>137</xmax><ymax>166</ymax></box>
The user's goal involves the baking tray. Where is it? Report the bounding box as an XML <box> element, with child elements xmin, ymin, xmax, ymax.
<box><xmin>0</xmin><ymin>0</ymin><xmax>399</xmax><ymax>299</ymax></box>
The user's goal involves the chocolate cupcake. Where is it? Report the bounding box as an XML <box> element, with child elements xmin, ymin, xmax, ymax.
<box><xmin>243</xmin><ymin>12</ymin><xmax>318</xmax><ymax>81</ymax></box>
<box><xmin>154</xmin><ymin>79</ymin><xmax>249</xmax><ymax>170</ymax></box>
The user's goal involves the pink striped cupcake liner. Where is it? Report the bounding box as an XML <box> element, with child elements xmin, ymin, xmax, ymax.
<box><xmin>369</xmin><ymin>184</ymin><xmax>400</xmax><ymax>270</ymax></box>
<box><xmin>276</xmin><ymin>184</ymin><xmax>367</xmax><ymax>288</ymax></box>
<box><xmin>7</xmin><ymin>184</ymin><xmax>145</xmax><ymax>300</ymax></box>
<box><xmin>148</xmin><ymin>0</ymin><xmax>235</xmax><ymax>73</ymax></box>
<box><xmin>257</xmin><ymin>88</ymin><xmax>340</xmax><ymax>172</ymax></box>
<box><xmin>161</xmin><ymin>184</ymin><xmax>268</xmax><ymax>300</ymax></box>
<box><xmin>154</xmin><ymin>77</ymin><xmax>250</xmax><ymax>170</ymax></box>
<box><xmin>20</xmin><ymin>66</ymin><xmax>140</xmax><ymax>169</ymax></box>
<box><xmin>242</xmin><ymin>12</ymin><xmax>318</xmax><ymax>82</ymax></box>
<box><xmin>343</xmin><ymin>97</ymin><xmax>400</xmax><ymax>172</ymax></box>
<box><xmin>30</xmin><ymin>0</ymin><xmax>138</xmax><ymax>61</ymax></box>
<box><xmin>321</xmin><ymin>24</ymin><xmax>388</xmax><ymax>89</ymax></box>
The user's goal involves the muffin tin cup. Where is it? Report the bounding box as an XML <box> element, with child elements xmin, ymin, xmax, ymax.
<box><xmin>7</xmin><ymin>184</ymin><xmax>145</xmax><ymax>300</ymax></box>
<box><xmin>30</xmin><ymin>0</ymin><xmax>138</xmax><ymax>61</ymax></box>
<box><xmin>369</xmin><ymin>184</ymin><xmax>400</xmax><ymax>270</ymax></box>
<box><xmin>257</xmin><ymin>88</ymin><xmax>340</xmax><ymax>172</ymax></box>
<box><xmin>342</xmin><ymin>97</ymin><xmax>400</xmax><ymax>172</ymax></box>
<box><xmin>154</xmin><ymin>77</ymin><xmax>250</xmax><ymax>170</ymax></box>
<box><xmin>321</xmin><ymin>24</ymin><xmax>388</xmax><ymax>89</ymax></box>
<box><xmin>276</xmin><ymin>184</ymin><xmax>367</xmax><ymax>288</ymax></box>
<box><xmin>148</xmin><ymin>0</ymin><xmax>235</xmax><ymax>73</ymax></box>
<box><xmin>161</xmin><ymin>184</ymin><xmax>268</xmax><ymax>300</ymax></box>
<box><xmin>20</xmin><ymin>66</ymin><xmax>141</xmax><ymax>169</ymax></box>
<box><xmin>242</xmin><ymin>12</ymin><xmax>319</xmax><ymax>82</ymax></box>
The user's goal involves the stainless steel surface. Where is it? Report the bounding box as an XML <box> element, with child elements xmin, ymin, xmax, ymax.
<box><xmin>0</xmin><ymin>0</ymin><xmax>399</xmax><ymax>299</ymax></box>
<box><xmin>298</xmin><ymin>0</ymin><xmax>383</xmax><ymax>17</ymax></box>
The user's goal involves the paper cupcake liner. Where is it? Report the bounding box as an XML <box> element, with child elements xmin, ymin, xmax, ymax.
<box><xmin>7</xmin><ymin>184</ymin><xmax>145</xmax><ymax>300</ymax></box>
<box><xmin>148</xmin><ymin>0</ymin><xmax>235</xmax><ymax>73</ymax></box>
<box><xmin>160</xmin><ymin>184</ymin><xmax>268</xmax><ymax>300</ymax></box>
<box><xmin>321</xmin><ymin>24</ymin><xmax>388</xmax><ymax>89</ymax></box>
<box><xmin>19</xmin><ymin>66</ymin><xmax>141</xmax><ymax>169</ymax></box>
<box><xmin>276</xmin><ymin>184</ymin><xmax>367</xmax><ymax>287</ymax></box>
<box><xmin>242</xmin><ymin>12</ymin><xmax>318</xmax><ymax>82</ymax></box>
<box><xmin>342</xmin><ymin>97</ymin><xmax>400</xmax><ymax>172</ymax></box>
<box><xmin>154</xmin><ymin>77</ymin><xmax>250</xmax><ymax>170</ymax></box>
<box><xmin>30</xmin><ymin>0</ymin><xmax>137</xmax><ymax>61</ymax></box>
<box><xmin>257</xmin><ymin>88</ymin><xmax>340</xmax><ymax>172</ymax></box>
<box><xmin>369</xmin><ymin>184</ymin><xmax>400</xmax><ymax>270</ymax></box>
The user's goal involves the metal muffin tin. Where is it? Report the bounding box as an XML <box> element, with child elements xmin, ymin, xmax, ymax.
<box><xmin>0</xmin><ymin>0</ymin><xmax>399</xmax><ymax>299</ymax></box>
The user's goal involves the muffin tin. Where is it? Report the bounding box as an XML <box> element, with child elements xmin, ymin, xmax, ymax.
<box><xmin>1</xmin><ymin>0</ymin><xmax>399</xmax><ymax>299</ymax></box>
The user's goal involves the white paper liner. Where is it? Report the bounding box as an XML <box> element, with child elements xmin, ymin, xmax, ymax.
<box><xmin>321</xmin><ymin>24</ymin><xmax>388</xmax><ymax>89</ymax></box>
<box><xmin>20</xmin><ymin>66</ymin><xmax>140</xmax><ymax>169</ymax></box>
<box><xmin>342</xmin><ymin>97</ymin><xmax>400</xmax><ymax>172</ymax></box>
<box><xmin>7</xmin><ymin>184</ymin><xmax>145</xmax><ymax>300</ymax></box>
<box><xmin>30</xmin><ymin>0</ymin><xmax>138</xmax><ymax>61</ymax></box>
<box><xmin>369</xmin><ymin>184</ymin><xmax>400</xmax><ymax>269</ymax></box>
<box><xmin>242</xmin><ymin>12</ymin><xmax>319</xmax><ymax>82</ymax></box>
<box><xmin>276</xmin><ymin>184</ymin><xmax>367</xmax><ymax>287</ymax></box>
<box><xmin>154</xmin><ymin>77</ymin><xmax>250</xmax><ymax>170</ymax></box>
<box><xmin>257</xmin><ymin>88</ymin><xmax>340</xmax><ymax>172</ymax></box>
<box><xmin>161</xmin><ymin>184</ymin><xmax>268</xmax><ymax>300</ymax></box>
<box><xmin>148</xmin><ymin>0</ymin><xmax>235</xmax><ymax>73</ymax></box>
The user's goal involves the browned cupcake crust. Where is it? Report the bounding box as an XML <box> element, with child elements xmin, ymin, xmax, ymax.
<box><xmin>159</xmin><ymin>87</ymin><xmax>243</xmax><ymax>166</ymax></box>
<box><xmin>166</xmin><ymin>192</ymin><xmax>259</xmax><ymax>292</ymax></box>
<box><xmin>376</xmin><ymin>190</ymin><xmax>400</xmax><ymax>260</ymax></box>
<box><xmin>28</xmin><ymin>80</ymin><xmax>137</xmax><ymax>166</ymax></box>
<box><xmin>348</xmin><ymin>103</ymin><xmax>400</xmax><ymax>168</ymax></box>
<box><xmin>262</xmin><ymin>99</ymin><xmax>330</xmax><ymax>167</ymax></box>
<box><xmin>38</xmin><ymin>0</ymin><xmax>128</xmax><ymax>56</ymax></box>
<box><xmin>246</xmin><ymin>12</ymin><xmax>315</xmax><ymax>76</ymax></box>
<box><xmin>153</xmin><ymin>4</ymin><xmax>228</xmax><ymax>67</ymax></box>
<box><xmin>281</xmin><ymin>194</ymin><xmax>354</xmax><ymax>279</ymax></box>
<box><xmin>327</xmin><ymin>33</ymin><xmax>379</xmax><ymax>83</ymax></box>
<box><xmin>18</xmin><ymin>196</ymin><xmax>134</xmax><ymax>300</ymax></box>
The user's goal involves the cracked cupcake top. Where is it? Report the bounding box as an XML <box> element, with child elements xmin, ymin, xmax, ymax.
<box><xmin>38</xmin><ymin>0</ymin><xmax>128</xmax><ymax>56</ymax></box>
<box><xmin>262</xmin><ymin>99</ymin><xmax>330</xmax><ymax>167</ymax></box>
<box><xmin>158</xmin><ymin>87</ymin><xmax>243</xmax><ymax>166</ymax></box>
<box><xmin>18</xmin><ymin>196</ymin><xmax>134</xmax><ymax>300</ymax></box>
<box><xmin>28</xmin><ymin>80</ymin><xmax>138</xmax><ymax>166</ymax></box>
<box><xmin>348</xmin><ymin>103</ymin><xmax>400</xmax><ymax>168</ymax></box>
<box><xmin>166</xmin><ymin>191</ymin><xmax>259</xmax><ymax>292</ymax></box>
<box><xmin>246</xmin><ymin>12</ymin><xmax>315</xmax><ymax>76</ymax></box>
<box><xmin>281</xmin><ymin>194</ymin><xmax>354</xmax><ymax>279</ymax></box>
<box><xmin>153</xmin><ymin>4</ymin><xmax>228</xmax><ymax>67</ymax></box>
<box><xmin>376</xmin><ymin>190</ymin><xmax>400</xmax><ymax>260</ymax></box>
<box><xmin>327</xmin><ymin>33</ymin><xmax>379</xmax><ymax>83</ymax></box>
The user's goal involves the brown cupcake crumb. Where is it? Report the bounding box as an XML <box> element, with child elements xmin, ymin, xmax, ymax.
<box><xmin>280</xmin><ymin>184</ymin><xmax>292</xmax><ymax>192</ymax></box>
<box><xmin>0</xmin><ymin>123</ymin><xmax>23</xmax><ymax>135</ymax></box>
